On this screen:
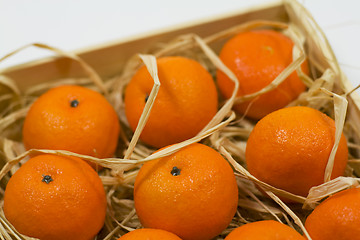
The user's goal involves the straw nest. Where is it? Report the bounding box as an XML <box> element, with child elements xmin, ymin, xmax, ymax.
<box><xmin>0</xmin><ymin>0</ymin><xmax>359</xmax><ymax>239</ymax></box>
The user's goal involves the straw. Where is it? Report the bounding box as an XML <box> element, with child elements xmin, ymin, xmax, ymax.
<box><xmin>0</xmin><ymin>43</ymin><xmax>107</xmax><ymax>95</ymax></box>
<box><xmin>0</xmin><ymin>0</ymin><xmax>359</xmax><ymax>239</ymax></box>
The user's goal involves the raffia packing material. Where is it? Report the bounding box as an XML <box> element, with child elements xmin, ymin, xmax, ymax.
<box><xmin>0</xmin><ymin>0</ymin><xmax>359</xmax><ymax>239</ymax></box>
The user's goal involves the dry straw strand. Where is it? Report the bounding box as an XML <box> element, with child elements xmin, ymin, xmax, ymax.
<box><xmin>0</xmin><ymin>43</ymin><xmax>107</xmax><ymax>95</ymax></box>
<box><xmin>304</xmin><ymin>177</ymin><xmax>360</xmax><ymax>209</ymax></box>
<box><xmin>320</xmin><ymin>88</ymin><xmax>348</xmax><ymax>182</ymax></box>
<box><xmin>0</xmin><ymin>210</ymin><xmax>37</xmax><ymax>240</ymax></box>
<box><xmin>266</xmin><ymin>191</ymin><xmax>312</xmax><ymax>240</ymax></box>
<box><xmin>220</xmin><ymin>146</ymin><xmax>306</xmax><ymax>203</ymax></box>
<box><xmin>204</xmin><ymin>20</ymin><xmax>289</xmax><ymax>44</ymax></box>
<box><xmin>0</xmin><ymin>76</ymin><xmax>21</xmax><ymax>97</ymax></box>
<box><xmin>0</xmin><ymin>108</ymin><xmax>29</xmax><ymax>134</ymax></box>
<box><xmin>237</xmin><ymin>184</ymin><xmax>284</xmax><ymax>222</ymax></box>
<box><xmin>123</xmin><ymin>54</ymin><xmax>161</xmax><ymax>160</ymax></box>
<box><xmin>193</xmin><ymin>35</ymin><xmax>239</xmax><ymax>134</ymax></box>
<box><xmin>141</xmin><ymin>112</ymin><xmax>236</xmax><ymax>162</ymax></box>
<box><xmin>234</xmin><ymin>49</ymin><xmax>306</xmax><ymax>104</ymax></box>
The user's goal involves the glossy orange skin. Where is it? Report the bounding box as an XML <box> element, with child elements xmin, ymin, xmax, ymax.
<box><xmin>246</xmin><ymin>106</ymin><xmax>348</xmax><ymax>198</ymax></box>
<box><xmin>22</xmin><ymin>85</ymin><xmax>120</xmax><ymax>167</ymax></box>
<box><xmin>125</xmin><ymin>56</ymin><xmax>218</xmax><ymax>148</ymax></box>
<box><xmin>305</xmin><ymin>188</ymin><xmax>360</xmax><ymax>240</ymax></box>
<box><xmin>118</xmin><ymin>228</ymin><xmax>182</xmax><ymax>240</ymax></box>
<box><xmin>225</xmin><ymin>220</ymin><xmax>305</xmax><ymax>240</ymax></box>
<box><xmin>3</xmin><ymin>154</ymin><xmax>107</xmax><ymax>240</ymax></box>
<box><xmin>217</xmin><ymin>30</ymin><xmax>308</xmax><ymax>120</ymax></box>
<box><xmin>134</xmin><ymin>143</ymin><xmax>238</xmax><ymax>240</ymax></box>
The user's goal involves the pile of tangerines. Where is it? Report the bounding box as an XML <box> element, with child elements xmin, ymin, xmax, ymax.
<box><xmin>1</xmin><ymin>29</ymin><xmax>358</xmax><ymax>240</ymax></box>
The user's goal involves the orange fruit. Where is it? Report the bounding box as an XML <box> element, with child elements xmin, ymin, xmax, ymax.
<box><xmin>124</xmin><ymin>56</ymin><xmax>218</xmax><ymax>148</ymax></box>
<box><xmin>134</xmin><ymin>143</ymin><xmax>238</xmax><ymax>240</ymax></box>
<box><xmin>305</xmin><ymin>187</ymin><xmax>360</xmax><ymax>240</ymax></box>
<box><xmin>22</xmin><ymin>85</ymin><xmax>120</xmax><ymax>167</ymax></box>
<box><xmin>217</xmin><ymin>29</ymin><xmax>308</xmax><ymax>120</ymax></box>
<box><xmin>224</xmin><ymin>220</ymin><xmax>305</xmax><ymax>240</ymax></box>
<box><xmin>117</xmin><ymin>228</ymin><xmax>182</xmax><ymax>240</ymax></box>
<box><xmin>3</xmin><ymin>154</ymin><xmax>107</xmax><ymax>240</ymax></box>
<box><xmin>245</xmin><ymin>106</ymin><xmax>348</xmax><ymax>198</ymax></box>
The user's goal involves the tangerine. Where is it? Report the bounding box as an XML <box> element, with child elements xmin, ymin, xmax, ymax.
<box><xmin>22</xmin><ymin>85</ymin><xmax>120</xmax><ymax>167</ymax></box>
<box><xmin>224</xmin><ymin>220</ymin><xmax>305</xmax><ymax>240</ymax></box>
<box><xmin>305</xmin><ymin>187</ymin><xmax>360</xmax><ymax>240</ymax></box>
<box><xmin>117</xmin><ymin>228</ymin><xmax>182</xmax><ymax>240</ymax></box>
<box><xmin>217</xmin><ymin>29</ymin><xmax>308</xmax><ymax>120</ymax></box>
<box><xmin>245</xmin><ymin>106</ymin><xmax>348</xmax><ymax>198</ymax></box>
<box><xmin>134</xmin><ymin>143</ymin><xmax>238</xmax><ymax>240</ymax></box>
<box><xmin>124</xmin><ymin>56</ymin><xmax>218</xmax><ymax>148</ymax></box>
<box><xmin>3</xmin><ymin>154</ymin><xmax>107</xmax><ymax>240</ymax></box>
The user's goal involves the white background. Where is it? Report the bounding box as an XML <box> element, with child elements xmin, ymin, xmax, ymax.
<box><xmin>1</xmin><ymin>0</ymin><xmax>360</xmax><ymax>88</ymax></box>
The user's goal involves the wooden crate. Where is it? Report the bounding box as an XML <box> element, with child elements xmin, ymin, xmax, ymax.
<box><xmin>0</xmin><ymin>0</ymin><xmax>358</xmax><ymax>239</ymax></box>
